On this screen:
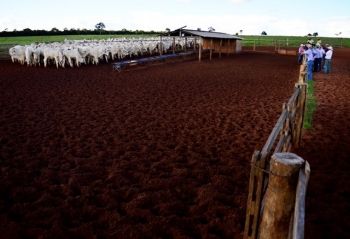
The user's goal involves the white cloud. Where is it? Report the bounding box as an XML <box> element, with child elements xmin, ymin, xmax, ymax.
<box><xmin>174</xmin><ymin>0</ymin><xmax>192</xmax><ymax>3</ymax></box>
<box><xmin>322</xmin><ymin>16</ymin><xmax>350</xmax><ymax>37</ymax></box>
<box><xmin>124</xmin><ymin>11</ymin><xmax>350</xmax><ymax>37</ymax></box>
<box><xmin>1</xmin><ymin>7</ymin><xmax>348</xmax><ymax>37</ymax></box>
<box><xmin>228</xmin><ymin>0</ymin><xmax>251</xmax><ymax>4</ymax></box>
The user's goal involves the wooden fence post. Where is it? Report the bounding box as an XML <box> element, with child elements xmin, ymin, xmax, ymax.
<box><xmin>259</xmin><ymin>153</ymin><xmax>304</xmax><ymax>239</ymax></box>
<box><xmin>210</xmin><ymin>39</ymin><xmax>213</xmax><ymax>61</ymax></box>
<box><xmin>274</xmin><ymin>40</ymin><xmax>277</xmax><ymax>51</ymax></box>
<box><xmin>278</xmin><ymin>41</ymin><xmax>281</xmax><ymax>52</ymax></box>
<box><xmin>298</xmin><ymin>55</ymin><xmax>307</xmax><ymax>84</ymax></box>
<box><xmin>253</xmin><ymin>40</ymin><xmax>256</xmax><ymax>51</ymax></box>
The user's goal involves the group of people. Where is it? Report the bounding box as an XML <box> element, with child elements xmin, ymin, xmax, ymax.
<box><xmin>297</xmin><ymin>39</ymin><xmax>334</xmax><ymax>81</ymax></box>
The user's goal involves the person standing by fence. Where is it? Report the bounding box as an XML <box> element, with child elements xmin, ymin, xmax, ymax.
<box><xmin>320</xmin><ymin>45</ymin><xmax>326</xmax><ymax>70</ymax></box>
<box><xmin>324</xmin><ymin>46</ymin><xmax>333</xmax><ymax>74</ymax></box>
<box><xmin>314</xmin><ymin>45</ymin><xmax>322</xmax><ymax>72</ymax></box>
<box><xmin>303</xmin><ymin>44</ymin><xmax>315</xmax><ymax>80</ymax></box>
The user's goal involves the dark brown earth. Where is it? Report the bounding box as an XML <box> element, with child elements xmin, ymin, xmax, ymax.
<box><xmin>0</xmin><ymin>50</ymin><xmax>349</xmax><ymax>238</ymax></box>
<box><xmin>296</xmin><ymin>48</ymin><xmax>350</xmax><ymax>239</ymax></box>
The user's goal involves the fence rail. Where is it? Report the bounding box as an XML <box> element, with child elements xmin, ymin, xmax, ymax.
<box><xmin>244</xmin><ymin>57</ymin><xmax>309</xmax><ymax>239</ymax></box>
<box><xmin>242</xmin><ymin>37</ymin><xmax>346</xmax><ymax>48</ymax></box>
<box><xmin>0</xmin><ymin>44</ymin><xmax>12</xmax><ymax>60</ymax></box>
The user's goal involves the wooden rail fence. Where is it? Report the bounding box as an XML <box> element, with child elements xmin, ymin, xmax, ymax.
<box><xmin>244</xmin><ymin>58</ymin><xmax>310</xmax><ymax>239</ymax></box>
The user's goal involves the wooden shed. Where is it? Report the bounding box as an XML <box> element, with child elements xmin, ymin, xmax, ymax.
<box><xmin>168</xmin><ymin>28</ymin><xmax>243</xmax><ymax>61</ymax></box>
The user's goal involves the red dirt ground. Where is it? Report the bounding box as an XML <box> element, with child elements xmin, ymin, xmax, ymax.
<box><xmin>0</xmin><ymin>50</ymin><xmax>348</xmax><ymax>238</ymax></box>
<box><xmin>296</xmin><ymin>48</ymin><xmax>350</xmax><ymax>239</ymax></box>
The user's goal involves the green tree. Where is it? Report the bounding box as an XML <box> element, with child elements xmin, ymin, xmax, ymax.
<box><xmin>95</xmin><ymin>22</ymin><xmax>106</xmax><ymax>34</ymax></box>
<box><xmin>51</xmin><ymin>27</ymin><xmax>59</xmax><ymax>33</ymax></box>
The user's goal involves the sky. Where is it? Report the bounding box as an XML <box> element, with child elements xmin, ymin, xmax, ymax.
<box><xmin>0</xmin><ymin>0</ymin><xmax>349</xmax><ymax>37</ymax></box>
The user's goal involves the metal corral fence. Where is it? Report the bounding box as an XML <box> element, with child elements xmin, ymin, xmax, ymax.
<box><xmin>242</xmin><ymin>37</ymin><xmax>347</xmax><ymax>52</ymax></box>
<box><xmin>0</xmin><ymin>44</ymin><xmax>12</xmax><ymax>60</ymax></box>
<box><xmin>244</xmin><ymin>57</ymin><xmax>311</xmax><ymax>239</ymax></box>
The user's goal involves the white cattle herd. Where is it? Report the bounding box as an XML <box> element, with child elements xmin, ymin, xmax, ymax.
<box><xmin>9</xmin><ymin>37</ymin><xmax>197</xmax><ymax>68</ymax></box>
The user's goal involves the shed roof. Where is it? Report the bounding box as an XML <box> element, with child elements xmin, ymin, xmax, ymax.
<box><xmin>169</xmin><ymin>28</ymin><xmax>243</xmax><ymax>40</ymax></box>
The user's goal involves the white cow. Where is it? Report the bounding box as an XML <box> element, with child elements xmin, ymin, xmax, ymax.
<box><xmin>42</xmin><ymin>47</ymin><xmax>62</xmax><ymax>68</ymax></box>
<box><xmin>9</xmin><ymin>45</ymin><xmax>26</xmax><ymax>64</ymax></box>
<box><xmin>62</xmin><ymin>47</ymin><xmax>86</xmax><ymax>67</ymax></box>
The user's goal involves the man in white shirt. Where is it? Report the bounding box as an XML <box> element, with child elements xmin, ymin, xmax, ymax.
<box><xmin>324</xmin><ymin>46</ymin><xmax>333</xmax><ymax>74</ymax></box>
<box><xmin>303</xmin><ymin>44</ymin><xmax>315</xmax><ymax>80</ymax></box>
<box><xmin>314</xmin><ymin>45</ymin><xmax>323</xmax><ymax>72</ymax></box>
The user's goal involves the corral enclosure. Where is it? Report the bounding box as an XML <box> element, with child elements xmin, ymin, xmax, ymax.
<box><xmin>0</xmin><ymin>53</ymin><xmax>299</xmax><ymax>238</ymax></box>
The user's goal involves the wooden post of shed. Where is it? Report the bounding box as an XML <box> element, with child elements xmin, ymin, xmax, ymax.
<box><xmin>219</xmin><ymin>39</ymin><xmax>222</xmax><ymax>58</ymax></box>
<box><xmin>185</xmin><ymin>37</ymin><xmax>187</xmax><ymax>52</ymax></box>
<box><xmin>259</xmin><ymin>153</ymin><xmax>304</xmax><ymax>239</ymax></box>
<box><xmin>194</xmin><ymin>38</ymin><xmax>197</xmax><ymax>51</ymax></box>
<box><xmin>159</xmin><ymin>36</ymin><xmax>163</xmax><ymax>56</ymax></box>
<box><xmin>172</xmin><ymin>37</ymin><xmax>176</xmax><ymax>54</ymax></box>
<box><xmin>227</xmin><ymin>39</ymin><xmax>230</xmax><ymax>56</ymax></box>
<box><xmin>198</xmin><ymin>39</ymin><xmax>202</xmax><ymax>62</ymax></box>
<box><xmin>210</xmin><ymin>39</ymin><xmax>213</xmax><ymax>61</ymax></box>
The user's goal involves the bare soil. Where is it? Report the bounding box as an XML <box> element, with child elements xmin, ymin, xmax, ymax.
<box><xmin>296</xmin><ymin>48</ymin><xmax>350</xmax><ymax>239</ymax></box>
<box><xmin>0</xmin><ymin>50</ymin><xmax>349</xmax><ymax>238</ymax></box>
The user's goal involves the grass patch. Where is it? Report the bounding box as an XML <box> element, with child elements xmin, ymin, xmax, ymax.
<box><xmin>303</xmin><ymin>80</ymin><xmax>317</xmax><ymax>129</ymax></box>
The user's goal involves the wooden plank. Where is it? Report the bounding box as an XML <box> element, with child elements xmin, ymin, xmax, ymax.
<box><xmin>288</xmin><ymin>87</ymin><xmax>300</xmax><ymax>107</ymax></box>
<box><xmin>261</xmin><ymin>107</ymin><xmax>288</xmax><ymax>157</ymax></box>
<box><xmin>251</xmin><ymin>154</ymin><xmax>267</xmax><ymax>239</ymax></box>
<box><xmin>292</xmin><ymin>161</ymin><xmax>310</xmax><ymax>239</ymax></box>
<box><xmin>244</xmin><ymin>151</ymin><xmax>261</xmax><ymax>239</ymax></box>
<box><xmin>274</xmin><ymin>132</ymin><xmax>287</xmax><ymax>154</ymax></box>
<box><xmin>294</xmin><ymin>83</ymin><xmax>307</xmax><ymax>147</ymax></box>
<box><xmin>283</xmin><ymin>135</ymin><xmax>292</xmax><ymax>152</ymax></box>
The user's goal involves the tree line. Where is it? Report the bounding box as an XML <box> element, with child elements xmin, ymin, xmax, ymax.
<box><xmin>0</xmin><ymin>28</ymin><xmax>162</xmax><ymax>37</ymax></box>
